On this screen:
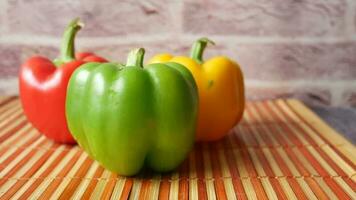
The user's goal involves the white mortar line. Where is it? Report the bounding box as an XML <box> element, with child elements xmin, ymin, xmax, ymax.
<box><xmin>1</xmin><ymin>35</ymin><xmax>356</xmax><ymax>47</ymax></box>
<box><xmin>245</xmin><ymin>80</ymin><xmax>356</xmax><ymax>89</ymax></box>
<box><xmin>1</xmin><ymin>78</ymin><xmax>354</xmax><ymax>106</ymax></box>
<box><xmin>0</xmin><ymin>0</ymin><xmax>8</xmax><ymax>34</ymax></box>
<box><xmin>180</xmin><ymin>35</ymin><xmax>356</xmax><ymax>45</ymax></box>
<box><xmin>0</xmin><ymin>78</ymin><xmax>18</xmax><ymax>95</ymax></box>
<box><xmin>1</xmin><ymin>77</ymin><xmax>355</xmax><ymax>95</ymax></box>
<box><xmin>0</xmin><ymin>34</ymin><xmax>173</xmax><ymax>47</ymax></box>
<box><xmin>346</xmin><ymin>0</ymin><xmax>356</xmax><ymax>37</ymax></box>
<box><xmin>174</xmin><ymin>0</ymin><xmax>184</xmax><ymax>36</ymax></box>
<box><xmin>330</xmin><ymin>89</ymin><xmax>346</xmax><ymax>106</ymax></box>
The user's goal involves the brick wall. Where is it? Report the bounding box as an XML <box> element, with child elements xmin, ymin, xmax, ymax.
<box><xmin>0</xmin><ymin>0</ymin><xmax>355</xmax><ymax>107</ymax></box>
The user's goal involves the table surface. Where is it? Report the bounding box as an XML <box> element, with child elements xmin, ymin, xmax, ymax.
<box><xmin>0</xmin><ymin>97</ymin><xmax>355</xmax><ymax>199</ymax></box>
<box><xmin>311</xmin><ymin>105</ymin><xmax>356</xmax><ymax>144</ymax></box>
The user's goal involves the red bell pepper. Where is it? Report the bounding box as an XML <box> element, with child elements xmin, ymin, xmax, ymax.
<box><xmin>19</xmin><ymin>18</ymin><xmax>107</xmax><ymax>143</ymax></box>
<box><xmin>75</xmin><ymin>52</ymin><xmax>108</xmax><ymax>62</ymax></box>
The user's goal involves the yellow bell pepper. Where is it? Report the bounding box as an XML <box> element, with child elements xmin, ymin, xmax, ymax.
<box><xmin>148</xmin><ymin>38</ymin><xmax>245</xmax><ymax>141</ymax></box>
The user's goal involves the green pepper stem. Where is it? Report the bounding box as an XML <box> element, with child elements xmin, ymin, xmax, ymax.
<box><xmin>57</xmin><ymin>18</ymin><xmax>84</xmax><ymax>64</ymax></box>
<box><xmin>126</xmin><ymin>48</ymin><xmax>145</xmax><ymax>68</ymax></box>
<box><xmin>190</xmin><ymin>37</ymin><xmax>215</xmax><ymax>64</ymax></box>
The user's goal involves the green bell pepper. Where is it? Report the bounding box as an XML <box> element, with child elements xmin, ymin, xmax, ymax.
<box><xmin>66</xmin><ymin>48</ymin><xmax>198</xmax><ymax>176</ymax></box>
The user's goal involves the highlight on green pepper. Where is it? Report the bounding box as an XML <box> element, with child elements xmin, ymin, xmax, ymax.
<box><xmin>66</xmin><ymin>48</ymin><xmax>199</xmax><ymax>176</ymax></box>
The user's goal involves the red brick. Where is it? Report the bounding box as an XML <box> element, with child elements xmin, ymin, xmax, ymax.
<box><xmin>5</xmin><ymin>0</ymin><xmax>180</xmax><ymax>36</ymax></box>
<box><xmin>183</xmin><ymin>0</ymin><xmax>348</xmax><ymax>37</ymax></box>
<box><xmin>246</xmin><ymin>85</ymin><xmax>332</xmax><ymax>106</ymax></box>
<box><xmin>80</xmin><ymin>40</ymin><xmax>356</xmax><ymax>81</ymax></box>
<box><xmin>342</xmin><ymin>91</ymin><xmax>356</xmax><ymax>107</ymax></box>
<box><xmin>199</xmin><ymin>41</ymin><xmax>356</xmax><ymax>81</ymax></box>
<box><xmin>0</xmin><ymin>46</ymin><xmax>21</xmax><ymax>78</ymax></box>
<box><xmin>0</xmin><ymin>0</ymin><xmax>6</xmax><ymax>33</ymax></box>
<box><xmin>76</xmin><ymin>39</ymin><xmax>188</xmax><ymax>63</ymax></box>
<box><xmin>354</xmin><ymin>1</ymin><xmax>356</xmax><ymax>36</ymax></box>
<box><xmin>0</xmin><ymin>44</ymin><xmax>58</xmax><ymax>77</ymax></box>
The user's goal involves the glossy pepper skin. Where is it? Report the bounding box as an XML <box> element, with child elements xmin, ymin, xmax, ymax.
<box><xmin>19</xmin><ymin>19</ymin><xmax>107</xmax><ymax>144</ymax></box>
<box><xmin>66</xmin><ymin>48</ymin><xmax>198</xmax><ymax>176</ymax></box>
<box><xmin>149</xmin><ymin>38</ymin><xmax>245</xmax><ymax>141</ymax></box>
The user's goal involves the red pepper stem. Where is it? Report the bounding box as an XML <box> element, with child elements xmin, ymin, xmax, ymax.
<box><xmin>126</xmin><ymin>48</ymin><xmax>145</xmax><ymax>68</ymax></box>
<box><xmin>190</xmin><ymin>37</ymin><xmax>215</xmax><ymax>64</ymax></box>
<box><xmin>58</xmin><ymin>18</ymin><xmax>83</xmax><ymax>64</ymax></box>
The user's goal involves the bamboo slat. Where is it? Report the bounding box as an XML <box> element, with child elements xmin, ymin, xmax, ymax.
<box><xmin>0</xmin><ymin>97</ymin><xmax>355</xmax><ymax>199</ymax></box>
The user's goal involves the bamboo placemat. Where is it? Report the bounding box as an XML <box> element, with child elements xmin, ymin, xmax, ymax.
<box><xmin>0</xmin><ymin>96</ymin><xmax>355</xmax><ymax>199</ymax></box>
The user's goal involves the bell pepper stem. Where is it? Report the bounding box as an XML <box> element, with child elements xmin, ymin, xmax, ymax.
<box><xmin>126</xmin><ymin>48</ymin><xmax>145</xmax><ymax>68</ymax></box>
<box><xmin>56</xmin><ymin>18</ymin><xmax>84</xmax><ymax>65</ymax></box>
<box><xmin>190</xmin><ymin>37</ymin><xmax>215</xmax><ymax>64</ymax></box>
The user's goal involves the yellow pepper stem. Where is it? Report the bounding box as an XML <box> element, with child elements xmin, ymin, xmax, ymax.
<box><xmin>190</xmin><ymin>37</ymin><xmax>215</xmax><ymax>64</ymax></box>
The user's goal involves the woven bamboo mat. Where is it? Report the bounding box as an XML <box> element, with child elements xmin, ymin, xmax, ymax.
<box><xmin>0</xmin><ymin>96</ymin><xmax>355</xmax><ymax>199</ymax></box>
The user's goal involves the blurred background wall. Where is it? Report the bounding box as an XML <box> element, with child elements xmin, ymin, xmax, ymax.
<box><xmin>0</xmin><ymin>0</ymin><xmax>355</xmax><ymax>107</ymax></box>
